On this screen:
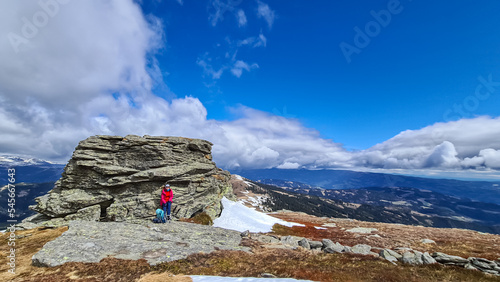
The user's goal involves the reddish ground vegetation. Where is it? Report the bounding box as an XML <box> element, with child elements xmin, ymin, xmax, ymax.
<box><xmin>270</xmin><ymin>212</ymin><xmax>500</xmax><ymax>260</ymax></box>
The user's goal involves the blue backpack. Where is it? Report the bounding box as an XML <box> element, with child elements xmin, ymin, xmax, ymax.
<box><xmin>153</xmin><ymin>208</ymin><xmax>165</xmax><ymax>223</ymax></box>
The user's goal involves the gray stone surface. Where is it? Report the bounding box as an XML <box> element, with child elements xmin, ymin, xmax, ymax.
<box><xmin>346</xmin><ymin>227</ymin><xmax>377</xmax><ymax>234</ymax></box>
<box><xmin>380</xmin><ymin>249</ymin><xmax>398</xmax><ymax>263</ymax></box>
<box><xmin>254</xmin><ymin>234</ymin><xmax>280</xmax><ymax>244</ymax></box>
<box><xmin>324</xmin><ymin>242</ymin><xmax>347</xmax><ymax>254</ymax></box>
<box><xmin>431</xmin><ymin>252</ymin><xmax>468</xmax><ymax>266</ymax></box>
<box><xmin>298</xmin><ymin>238</ymin><xmax>310</xmax><ymax>250</ymax></box>
<box><xmin>28</xmin><ymin>135</ymin><xmax>233</xmax><ymax>223</ymax></box>
<box><xmin>351</xmin><ymin>244</ymin><xmax>372</xmax><ymax>255</ymax></box>
<box><xmin>321</xmin><ymin>239</ymin><xmax>334</xmax><ymax>249</ymax></box>
<box><xmin>422</xmin><ymin>252</ymin><xmax>437</xmax><ymax>264</ymax></box>
<box><xmin>32</xmin><ymin>220</ymin><xmax>249</xmax><ymax>267</ymax></box>
<box><xmin>64</xmin><ymin>204</ymin><xmax>101</xmax><ymax>221</ymax></box>
<box><xmin>280</xmin><ymin>235</ymin><xmax>302</xmax><ymax>247</ymax></box>
<box><xmin>421</xmin><ymin>239</ymin><xmax>436</xmax><ymax>244</ymax></box>
<box><xmin>308</xmin><ymin>240</ymin><xmax>323</xmax><ymax>249</ymax></box>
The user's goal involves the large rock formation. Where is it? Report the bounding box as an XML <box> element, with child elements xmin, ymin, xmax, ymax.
<box><xmin>29</xmin><ymin>135</ymin><xmax>233</xmax><ymax>223</ymax></box>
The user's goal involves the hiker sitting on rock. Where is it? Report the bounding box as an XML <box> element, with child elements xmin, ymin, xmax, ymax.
<box><xmin>160</xmin><ymin>184</ymin><xmax>173</xmax><ymax>221</ymax></box>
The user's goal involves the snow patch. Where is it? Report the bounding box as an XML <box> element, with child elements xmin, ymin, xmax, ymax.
<box><xmin>213</xmin><ymin>197</ymin><xmax>304</xmax><ymax>233</ymax></box>
<box><xmin>314</xmin><ymin>226</ymin><xmax>327</xmax><ymax>230</ymax></box>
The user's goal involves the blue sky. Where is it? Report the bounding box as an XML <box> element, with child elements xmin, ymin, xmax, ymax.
<box><xmin>141</xmin><ymin>0</ymin><xmax>500</xmax><ymax>150</ymax></box>
<box><xmin>1</xmin><ymin>0</ymin><xmax>500</xmax><ymax>180</ymax></box>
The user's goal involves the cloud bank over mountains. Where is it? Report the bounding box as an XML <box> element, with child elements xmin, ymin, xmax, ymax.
<box><xmin>0</xmin><ymin>0</ymin><xmax>499</xmax><ymax>177</ymax></box>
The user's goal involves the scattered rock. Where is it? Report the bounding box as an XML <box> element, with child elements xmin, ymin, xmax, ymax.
<box><xmin>346</xmin><ymin>227</ymin><xmax>378</xmax><ymax>234</ymax></box>
<box><xmin>351</xmin><ymin>244</ymin><xmax>372</xmax><ymax>255</ymax></box>
<box><xmin>401</xmin><ymin>251</ymin><xmax>423</xmax><ymax>265</ymax></box>
<box><xmin>321</xmin><ymin>239</ymin><xmax>335</xmax><ymax>249</ymax></box>
<box><xmin>324</xmin><ymin>242</ymin><xmax>346</xmax><ymax>254</ymax></box>
<box><xmin>280</xmin><ymin>235</ymin><xmax>302</xmax><ymax>247</ymax></box>
<box><xmin>308</xmin><ymin>240</ymin><xmax>323</xmax><ymax>249</ymax></box>
<box><xmin>380</xmin><ymin>249</ymin><xmax>398</xmax><ymax>264</ymax></box>
<box><xmin>422</xmin><ymin>252</ymin><xmax>437</xmax><ymax>264</ymax></box>
<box><xmin>468</xmin><ymin>257</ymin><xmax>499</xmax><ymax>273</ymax></box>
<box><xmin>321</xmin><ymin>223</ymin><xmax>337</xmax><ymax>228</ymax></box>
<box><xmin>421</xmin><ymin>239</ymin><xmax>436</xmax><ymax>244</ymax></box>
<box><xmin>240</xmin><ymin>230</ymin><xmax>250</xmax><ymax>238</ymax></box>
<box><xmin>261</xmin><ymin>273</ymin><xmax>277</xmax><ymax>278</ymax></box>
<box><xmin>254</xmin><ymin>234</ymin><xmax>280</xmax><ymax>244</ymax></box>
<box><xmin>432</xmin><ymin>252</ymin><xmax>468</xmax><ymax>266</ymax></box>
<box><xmin>298</xmin><ymin>238</ymin><xmax>310</xmax><ymax>250</ymax></box>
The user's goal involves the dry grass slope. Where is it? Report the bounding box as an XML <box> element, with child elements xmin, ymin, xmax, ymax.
<box><xmin>1</xmin><ymin>212</ymin><xmax>500</xmax><ymax>281</ymax></box>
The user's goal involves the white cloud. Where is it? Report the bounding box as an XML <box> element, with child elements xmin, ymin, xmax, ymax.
<box><xmin>230</xmin><ymin>60</ymin><xmax>259</xmax><ymax>78</ymax></box>
<box><xmin>277</xmin><ymin>162</ymin><xmax>301</xmax><ymax>169</ymax></box>
<box><xmin>256</xmin><ymin>0</ymin><xmax>275</xmax><ymax>29</ymax></box>
<box><xmin>236</xmin><ymin>9</ymin><xmax>247</xmax><ymax>27</ymax></box>
<box><xmin>351</xmin><ymin>116</ymin><xmax>500</xmax><ymax>170</ymax></box>
<box><xmin>208</xmin><ymin>0</ymin><xmax>241</xmax><ymax>27</ymax></box>
<box><xmin>238</xmin><ymin>32</ymin><xmax>267</xmax><ymax>48</ymax></box>
<box><xmin>1</xmin><ymin>0</ymin><xmax>499</xmax><ymax>179</ymax></box>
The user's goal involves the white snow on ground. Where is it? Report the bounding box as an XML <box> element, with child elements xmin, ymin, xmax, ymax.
<box><xmin>191</xmin><ymin>276</ymin><xmax>313</xmax><ymax>281</ymax></box>
<box><xmin>234</xmin><ymin>174</ymin><xmax>244</xmax><ymax>181</ymax></box>
<box><xmin>314</xmin><ymin>226</ymin><xmax>327</xmax><ymax>230</ymax></box>
<box><xmin>213</xmin><ymin>197</ymin><xmax>304</xmax><ymax>233</ymax></box>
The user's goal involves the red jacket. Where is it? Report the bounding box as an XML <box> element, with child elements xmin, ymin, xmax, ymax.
<box><xmin>161</xmin><ymin>188</ymin><xmax>173</xmax><ymax>205</ymax></box>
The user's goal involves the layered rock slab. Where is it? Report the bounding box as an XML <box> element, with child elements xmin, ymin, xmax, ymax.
<box><xmin>29</xmin><ymin>135</ymin><xmax>233</xmax><ymax>222</ymax></box>
<box><xmin>32</xmin><ymin>220</ymin><xmax>249</xmax><ymax>267</ymax></box>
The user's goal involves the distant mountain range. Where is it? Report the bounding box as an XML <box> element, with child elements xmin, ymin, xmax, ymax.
<box><xmin>0</xmin><ymin>155</ymin><xmax>65</xmax><ymax>183</ymax></box>
<box><xmin>236</xmin><ymin>178</ymin><xmax>500</xmax><ymax>234</ymax></box>
<box><xmin>235</xmin><ymin>169</ymin><xmax>500</xmax><ymax>205</ymax></box>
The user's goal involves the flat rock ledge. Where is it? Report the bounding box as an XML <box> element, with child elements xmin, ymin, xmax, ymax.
<box><xmin>32</xmin><ymin>220</ymin><xmax>249</xmax><ymax>267</ymax></box>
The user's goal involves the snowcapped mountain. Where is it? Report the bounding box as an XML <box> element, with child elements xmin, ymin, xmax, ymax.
<box><xmin>0</xmin><ymin>155</ymin><xmax>65</xmax><ymax>184</ymax></box>
<box><xmin>0</xmin><ymin>155</ymin><xmax>59</xmax><ymax>167</ymax></box>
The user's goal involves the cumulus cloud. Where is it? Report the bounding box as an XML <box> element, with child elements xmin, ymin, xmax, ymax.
<box><xmin>351</xmin><ymin>117</ymin><xmax>500</xmax><ymax>170</ymax></box>
<box><xmin>1</xmin><ymin>0</ymin><xmax>499</xmax><ymax>177</ymax></box>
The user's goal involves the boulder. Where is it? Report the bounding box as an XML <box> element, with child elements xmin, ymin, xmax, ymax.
<box><xmin>431</xmin><ymin>252</ymin><xmax>468</xmax><ymax>266</ymax></box>
<box><xmin>322</xmin><ymin>239</ymin><xmax>334</xmax><ymax>249</ymax></box>
<box><xmin>422</xmin><ymin>252</ymin><xmax>437</xmax><ymax>264</ymax></box>
<box><xmin>346</xmin><ymin>227</ymin><xmax>378</xmax><ymax>234</ymax></box>
<box><xmin>468</xmin><ymin>257</ymin><xmax>499</xmax><ymax>272</ymax></box>
<box><xmin>308</xmin><ymin>240</ymin><xmax>323</xmax><ymax>249</ymax></box>
<box><xmin>351</xmin><ymin>244</ymin><xmax>372</xmax><ymax>255</ymax></box>
<box><xmin>380</xmin><ymin>249</ymin><xmax>398</xmax><ymax>263</ymax></box>
<box><xmin>28</xmin><ymin>135</ymin><xmax>233</xmax><ymax>223</ymax></box>
<box><xmin>420</xmin><ymin>239</ymin><xmax>436</xmax><ymax>244</ymax></box>
<box><xmin>298</xmin><ymin>238</ymin><xmax>310</xmax><ymax>250</ymax></box>
<box><xmin>401</xmin><ymin>251</ymin><xmax>423</xmax><ymax>265</ymax></box>
<box><xmin>280</xmin><ymin>235</ymin><xmax>302</xmax><ymax>247</ymax></box>
<box><xmin>324</xmin><ymin>242</ymin><xmax>346</xmax><ymax>254</ymax></box>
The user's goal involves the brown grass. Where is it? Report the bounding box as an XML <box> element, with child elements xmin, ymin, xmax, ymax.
<box><xmin>270</xmin><ymin>212</ymin><xmax>500</xmax><ymax>260</ymax></box>
<box><xmin>153</xmin><ymin>248</ymin><xmax>500</xmax><ymax>282</ymax></box>
<box><xmin>179</xmin><ymin>212</ymin><xmax>213</xmax><ymax>225</ymax></box>
<box><xmin>2</xmin><ymin>212</ymin><xmax>500</xmax><ymax>281</ymax></box>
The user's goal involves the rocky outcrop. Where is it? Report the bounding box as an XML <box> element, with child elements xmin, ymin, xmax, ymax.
<box><xmin>250</xmin><ymin>232</ymin><xmax>499</xmax><ymax>276</ymax></box>
<box><xmin>32</xmin><ymin>220</ymin><xmax>249</xmax><ymax>267</ymax></box>
<box><xmin>28</xmin><ymin>135</ymin><xmax>233</xmax><ymax>224</ymax></box>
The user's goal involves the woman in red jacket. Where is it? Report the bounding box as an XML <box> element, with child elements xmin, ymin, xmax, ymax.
<box><xmin>160</xmin><ymin>184</ymin><xmax>173</xmax><ymax>222</ymax></box>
